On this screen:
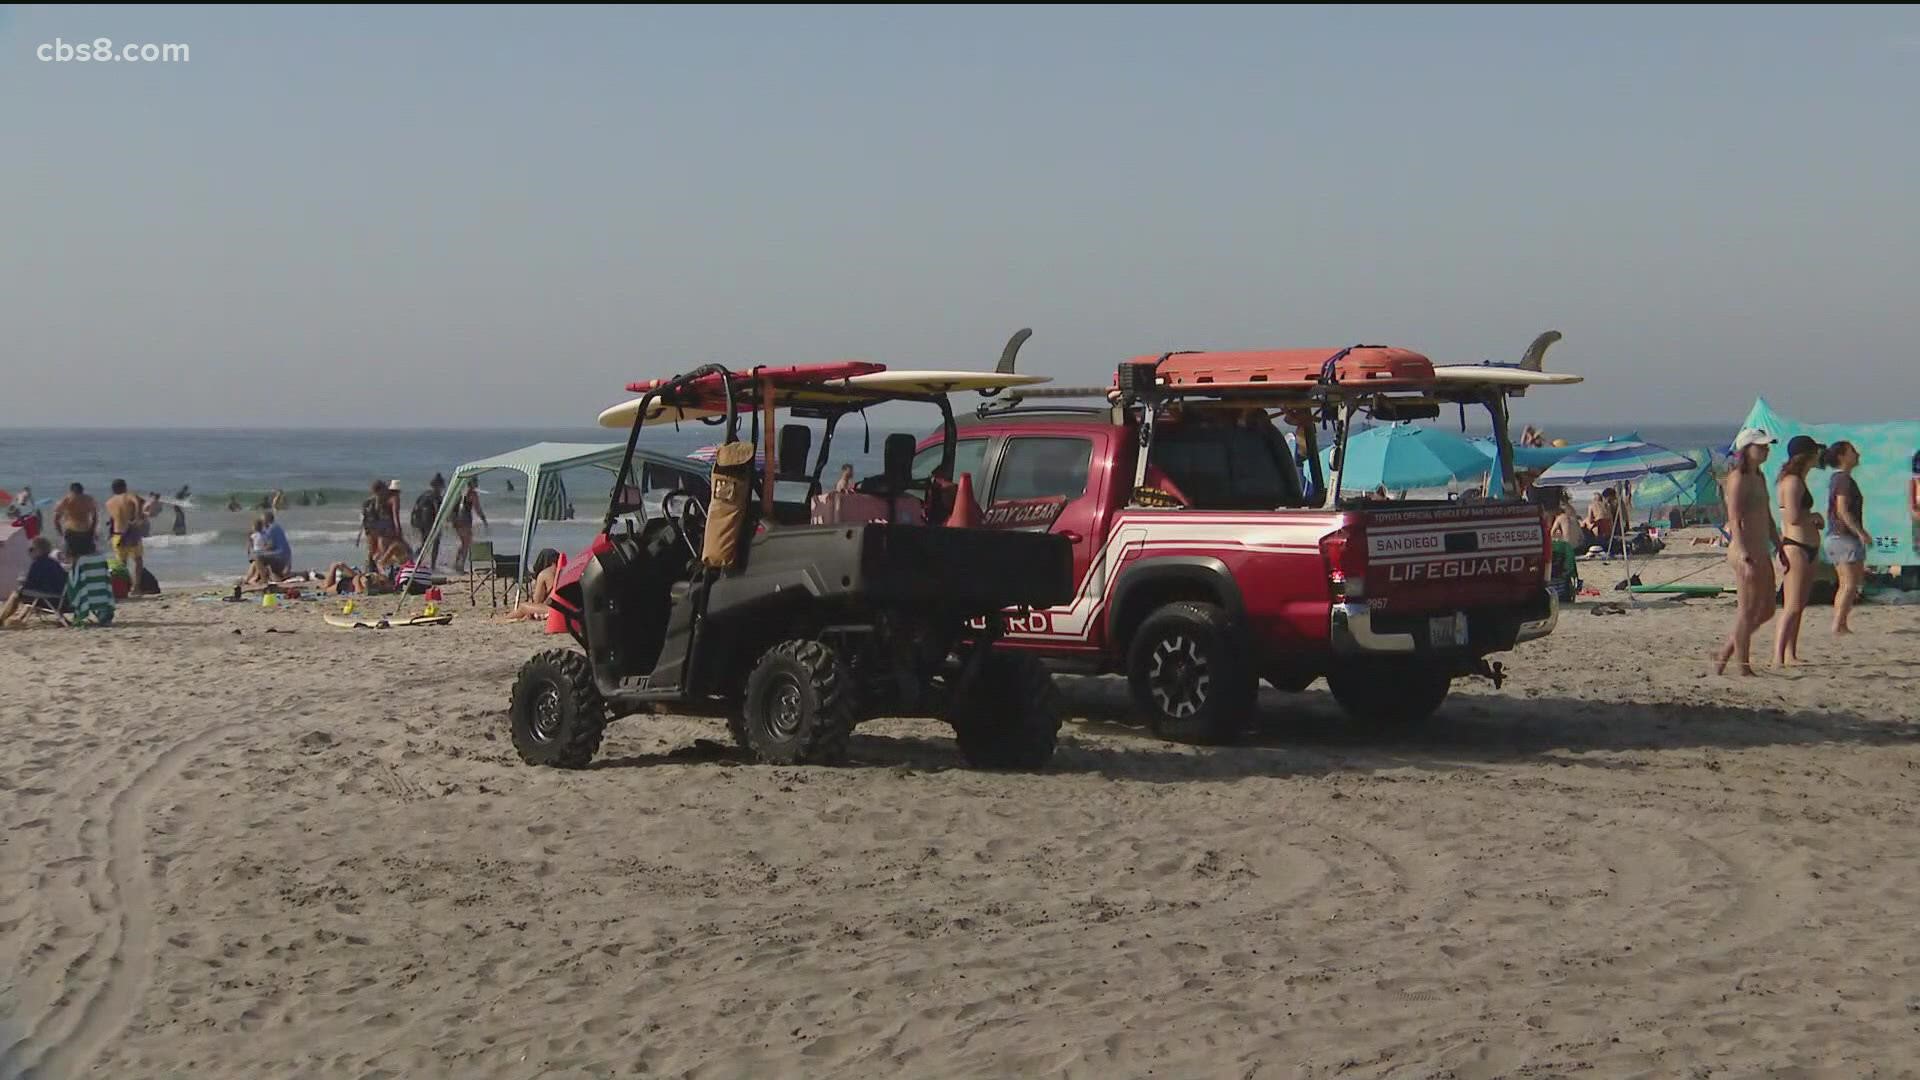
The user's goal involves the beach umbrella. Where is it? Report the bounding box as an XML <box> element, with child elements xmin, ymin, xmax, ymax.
<box><xmin>1325</xmin><ymin>423</ymin><xmax>1489</xmax><ymax>493</ymax></box>
<box><xmin>1534</xmin><ymin>438</ymin><xmax>1698</xmax><ymax>487</ymax></box>
<box><xmin>1536</xmin><ymin>438</ymin><xmax>1698</xmax><ymax>598</ymax></box>
<box><xmin>688</xmin><ymin>445</ymin><xmax>720</xmax><ymax>463</ymax></box>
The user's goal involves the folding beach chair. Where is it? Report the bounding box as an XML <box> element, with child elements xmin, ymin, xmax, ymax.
<box><xmin>467</xmin><ymin>541</ymin><xmax>521</xmax><ymax>607</ymax></box>
<box><xmin>14</xmin><ymin>589</ymin><xmax>69</xmax><ymax>626</ymax></box>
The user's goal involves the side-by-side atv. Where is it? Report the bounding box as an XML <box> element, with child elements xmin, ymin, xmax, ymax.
<box><xmin>507</xmin><ymin>361</ymin><xmax>1076</xmax><ymax>770</ymax></box>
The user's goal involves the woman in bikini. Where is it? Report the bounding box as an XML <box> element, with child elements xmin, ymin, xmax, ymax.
<box><xmin>1772</xmin><ymin>435</ymin><xmax>1824</xmax><ymax>667</ymax></box>
<box><xmin>450</xmin><ymin>479</ymin><xmax>488</xmax><ymax>573</ymax></box>
<box><xmin>1716</xmin><ymin>428</ymin><xmax>1785</xmax><ymax>676</ymax></box>
<box><xmin>1822</xmin><ymin>441</ymin><xmax>1868</xmax><ymax>635</ymax></box>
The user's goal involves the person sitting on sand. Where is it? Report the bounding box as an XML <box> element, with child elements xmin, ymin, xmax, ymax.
<box><xmin>1583</xmin><ymin>488</ymin><xmax>1621</xmax><ymax>550</ymax></box>
<box><xmin>497</xmin><ymin>549</ymin><xmax>562</xmax><ymax>622</ymax></box>
<box><xmin>320</xmin><ymin>561</ymin><xmax>392</xmax><ymax>596</ymax></box>
<box><xmin>0</xmin><ymin>537</ymin><xmax>68</xmax><ymax>627</ymax></box>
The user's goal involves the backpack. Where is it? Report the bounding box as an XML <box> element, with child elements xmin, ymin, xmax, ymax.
<box><xmin>361</xmin><ymin>496</ymin><xmax>385</xmax><ymax>531</ymax></box>
<box><xmin>411</xmin><ymin>492</ymin><xmax>441</xmax><ymax>535</ymax></box>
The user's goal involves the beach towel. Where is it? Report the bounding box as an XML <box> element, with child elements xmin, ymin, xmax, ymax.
<box><xmin>62</xmin><ymin>553</ymin><xmax>117</xmax><ymax>626</ymax></box>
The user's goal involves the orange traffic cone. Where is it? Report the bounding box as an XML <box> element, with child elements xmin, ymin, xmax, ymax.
<box><xmin>946</xmin><ymin>472</ymin><xmax>983</xmax><ymax>528</ymax></box>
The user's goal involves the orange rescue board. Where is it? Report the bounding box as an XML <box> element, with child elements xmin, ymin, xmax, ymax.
<box><xmin>1133</xmin><ymin>347</ymin><xmax>1435</xmax><ymax>391</ymax></box>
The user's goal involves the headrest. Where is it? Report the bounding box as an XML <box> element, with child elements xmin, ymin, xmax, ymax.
<box><xmin>884</xmin><ymin>433</ymin><xmax>916</xmax><ymax>483</ymax></box>
<box><xmin>777</xmin><ymin>424</ymin><xmax>812</xmax><ymax>479</ymax></box>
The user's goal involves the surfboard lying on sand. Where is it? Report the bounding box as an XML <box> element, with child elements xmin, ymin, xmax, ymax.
<box><xmin>1626</xmin><ymin>583</ymin><xmax>1723</xmax><ymax>597</ymax></box>
<box><xmin>323</xmin><ymin>612</ymin><xmax>455</xmax><ymax>630</ymax></box>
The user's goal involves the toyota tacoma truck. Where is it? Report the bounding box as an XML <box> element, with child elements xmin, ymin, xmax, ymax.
<box><xmin>913</xmin><ymin>341</ymin><xmax>1570</xmax><ymax>743</ymax></box>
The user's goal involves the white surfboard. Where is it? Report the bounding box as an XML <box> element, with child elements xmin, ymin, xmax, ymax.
<box><xmin>596</xmin><ymin>399</ymin><xmax>725</xmax><ymax>430</ymax></box>
<box><xmin>826</xmin><ymin>370</ymin><xmax>1052</xmax><ymax>394</ymax></box>
<box><xmin>1433</xmin><ymin>366</ymin><xmax>1583</xmax><ymax>386</ymax></box>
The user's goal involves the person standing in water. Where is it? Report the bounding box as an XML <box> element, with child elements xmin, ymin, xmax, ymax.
<box><xmin>1773</xmin><ymin>436</ymin><xmax>1823</xmax><ymax>667</ymax></box>
<box><xmin>1822</xmin><ymin>441</ymin><xmax>1868</xmax><ymax>635</ymax></box>
<box><xmin>1716</xmin><ymin>428</ymin><xmax>1785</xmax><ymax>677</ymax></box>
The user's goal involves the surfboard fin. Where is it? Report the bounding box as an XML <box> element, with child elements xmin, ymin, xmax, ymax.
<box><xmin>1519</xmin><ymin>330</ymin><xmax>1563</xmax><ymax>372</ymax></box>
<box><xmin>995</xmin><ymin>327</ymin><xmax>1033</xmax><ymax>375</ymax></box>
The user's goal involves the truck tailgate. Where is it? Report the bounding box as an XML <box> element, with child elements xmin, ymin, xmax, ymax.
<box><xmin>1356</xmin><ymin>503</ymin><xmax>1549</xmax><ymax>616</ymax></box>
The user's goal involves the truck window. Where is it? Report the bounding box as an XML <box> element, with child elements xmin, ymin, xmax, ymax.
<box><xmin>912</xmin><ymin>438</ymin><xmax>989</xmax><ymax>484</ymax></box>
<box><xmin>993</xmin><ymin>437</ymin><xmax>1092</xmax><ymax>502</ymax></box>
<box><xmin>1150</xmin><ymin>422</ymin><xmax>1302</xmax><ymax>509</ymax></box>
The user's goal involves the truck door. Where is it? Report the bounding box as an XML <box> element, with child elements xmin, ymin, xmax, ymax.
<box><xmin>984</xmin><ymin>435</ymin><xmax>1107</xmax><ymax>599</ymax></box>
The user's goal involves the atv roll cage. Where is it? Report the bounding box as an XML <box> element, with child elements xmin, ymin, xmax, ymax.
<box><xmin>601</xmin><ymin>363</ymin><xmax>963</xmax><ymax>535</ymax></box>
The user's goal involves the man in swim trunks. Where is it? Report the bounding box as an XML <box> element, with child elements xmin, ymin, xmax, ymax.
<box><xmin>104</xmin><ymin>479</ymin><xmax>150</xmax><ymax>589</ymax></box>
<box><xmin>52</xmin><ymin>482</ymin><xmax>99</xmax><ymax>557</ymax></box>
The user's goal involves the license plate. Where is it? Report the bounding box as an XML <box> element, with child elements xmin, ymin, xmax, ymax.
<box><xmin>1429</xmin><ymin>613</ymin><xmax>1468</xmax><ymax>648</ymax></box>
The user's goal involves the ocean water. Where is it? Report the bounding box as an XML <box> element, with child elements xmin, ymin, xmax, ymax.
<box><xmin>1</xmin><ymin>426</ymin><xmax>899</xmax><ymax>586</ymax></box>
<box><xmin>2</xmin><ymin>421</ymin><xmax>1738</xmax><ymax>587</ymax></box>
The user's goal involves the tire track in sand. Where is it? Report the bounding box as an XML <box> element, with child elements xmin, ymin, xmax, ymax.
<box><xmin>0</xmin><ymin>724</ymin><xmax>241</xmax><ymax>1080</ymax></box>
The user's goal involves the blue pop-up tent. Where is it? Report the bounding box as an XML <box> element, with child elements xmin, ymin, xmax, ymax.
<box><xmin>1739</xmin><ymin>399</ymin><xmax>1920</xmax><ymax>568</ymax></box>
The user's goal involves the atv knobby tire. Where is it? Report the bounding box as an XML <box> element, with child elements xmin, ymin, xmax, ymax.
<box><xmin>739</xmin><ymin>639</ymin><xmax>858</xmax><ymax>765</ymax></box>
<box><xmin>509</xmin><ymin>649</ymin><xmax>609</xmax><ymax>768</ymax></box>
<box><xmin>1127</xmin><ymin>601</ymin><xmax>1255</xmax><ymax>745</ymax></box>
<box><xmin>949</xmin><ymin>651</ymin><xmax>1061</xmax><ymax>770</ymax></box>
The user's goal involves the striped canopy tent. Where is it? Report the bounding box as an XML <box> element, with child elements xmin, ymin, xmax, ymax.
<box><xmin>417</xmin><ymin>442</ymin><xmax>710</xmax><ymax>579</ymax></box>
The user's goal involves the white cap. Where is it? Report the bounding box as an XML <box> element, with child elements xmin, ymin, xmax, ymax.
<box><xmin>389</xmin><ymin>478</ymin><xmax>403</xmax><ymax>488</ymax></box>
<box><xmin>1733</xmin><ymin>427</ymin><xmax>1777</xmax><ymax>452</ymax></box>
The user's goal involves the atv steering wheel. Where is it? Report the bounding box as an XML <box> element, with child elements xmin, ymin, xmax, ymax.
<box><xmin>658</xmin><ymin>489</ymin><xmax>708</xmax><ymax>559</ymax></box>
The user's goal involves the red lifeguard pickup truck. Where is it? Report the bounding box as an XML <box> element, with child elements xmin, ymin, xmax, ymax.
<box><xmin>913</xmin><ymin>345</ymin><xmax>1562</xmax><ymax>743</ymax></box>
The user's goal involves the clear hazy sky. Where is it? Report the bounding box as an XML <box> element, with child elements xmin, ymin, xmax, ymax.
<box><xmin>5</xmin><ymin>5</ymin><xmax>1917</xmax><ymax>428</ymax></box>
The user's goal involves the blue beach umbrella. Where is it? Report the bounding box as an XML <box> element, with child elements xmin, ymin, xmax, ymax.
<box><xmin>1535</xmin><ymin>438</ymin><xmax>1697</xmax><ymax>597</ymax></box>
<box><xmin>1326</xmin><ymin>423</ymin><xmax>1490</xmax><ymax>492</ymax></box>
<box><xmin>1534</xmin><ymin>438</ymin><xmax>1698</xmax><ymax>487</ymax></box>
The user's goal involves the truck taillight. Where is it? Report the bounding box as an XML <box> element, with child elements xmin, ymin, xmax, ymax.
<box><xmin>1320</xmin><ymin>525</ymin><xmax>1367</xmax><ymax>599</ymax></box>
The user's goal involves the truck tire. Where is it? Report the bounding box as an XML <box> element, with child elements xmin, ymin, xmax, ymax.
<box><xmin>509</xmin><ymin>649</ymin><xmax>608</xmax><ymax>768</ymax></box>
<box><xmin>950</xmin><ymin>651</ymin><xmax>1061</xmax><ymax>770</ymax></box>
<box><xmin>1327</xmin><ymin>661</ymin><xmax>1451</xmax><ymax>727</ymax></box>
<box><xmin>740</xmin><ymin>639</ymin><xmax>857</xmax><ymax>765</ymax></box>
<box><xmin>1127</xmin><ymin>601</ymin><xmax>1255</xmax><ymax>744</ymax></box>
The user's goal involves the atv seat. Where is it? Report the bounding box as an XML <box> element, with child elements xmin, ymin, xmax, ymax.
<box><xmin>842</xmin><ymin>433</ymin><xmax>925</xmax><ymax>524</ymax></box>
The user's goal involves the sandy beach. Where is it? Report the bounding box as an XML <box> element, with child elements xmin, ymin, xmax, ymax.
<box><xmin>4</xmin><ymin>550</ymin><xmax>1919</xmax><ymax>1079</ymax></box>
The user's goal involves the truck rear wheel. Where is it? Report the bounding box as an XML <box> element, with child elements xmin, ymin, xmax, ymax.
<box><xmin>740</xmin><ymin>639</ymin><xmax>858</xmax><ymax>765</ymax></box>
<box><xmin>1327</xmin><ymin>661</ymin><xmax>1451</xmax><ymax>727</ymax></box>
<box><xmin>509</xmin><ymin>649</ymin><xmax>609</xmax><ymax>768</ymax></box>
<box><xmin>950</xmin><ymin>651</ymin><xmax>1061</xmax><ymax>770</ymax></box>
<box><xmin>1127</xmin><ymin>601</ymin><xmax>1254</xmax><ymax>745</ymax></box>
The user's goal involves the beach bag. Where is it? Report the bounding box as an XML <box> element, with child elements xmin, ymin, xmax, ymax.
<box><xmin>411</xmin><ymin>492</ymin><xmax>440</xmax><ymax>536</ymax></box>
<box><xmin>702</xmin><ymin>442</ymin><xmax>756</xmax><ymax>570</ymax></box>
